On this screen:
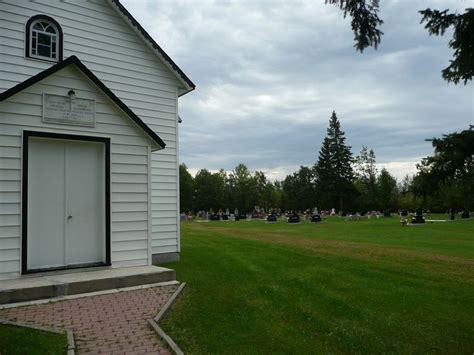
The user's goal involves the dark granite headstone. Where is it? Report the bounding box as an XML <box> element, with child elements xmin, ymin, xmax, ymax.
<box><xmin>266</xmin><ymin>214</ymin><xmax>277</xmax><ymax>223</ymax></box>
<box><xmin>461</xmin><ymin>210</ymin><xmax>470</xmax><ymax>219</ymax></box>
<box><xmin>221</xmin><ymin>214</ymin><xmax>229</xmax><ymax>221</ymax></box>
<box><xmin>210</xmin><ymin>214</ymin><xmax>220</xmax><ymax>221</ymax></box>
<box><xmin>411</xmin><ymin>208</ymin><xmax>425</xmax><ymax>224</ymax></box>
<box><xmin>288</xmin><ymin>213</ymin><xmax>300</xmax><ymax>224</ymax></box>
<box><xmin>310</xmin><ymin>214</ymin><xmax>322</xmax><ymax>223</ymax></box>
<box><xmin>400</xmin><ymin>209</ymin><xmax>408</xmax><ymax>217</ymax></box>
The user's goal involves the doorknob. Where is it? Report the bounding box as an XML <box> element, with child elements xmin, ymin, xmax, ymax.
<box><xmin>67</xmin><ymin>215</ymin><xmax>72</xmax><ymax>220</ymax></box>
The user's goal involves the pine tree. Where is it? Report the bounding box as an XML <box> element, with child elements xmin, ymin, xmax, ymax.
<box><xmin>326</xmin><ymin>1</ymin><xmax>474</xmax><ymax>85</ymax></box>
<box><xmin>315</xmin><ymin>111</ymin><xmax>355</xmax><ymax>211</ymax></box>
<box><xmin>314</xmin><ymin>136</ymin><xmax>334</xmax><ymax>209</ymax></box>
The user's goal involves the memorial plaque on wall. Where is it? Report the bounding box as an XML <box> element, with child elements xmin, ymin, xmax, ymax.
<box><xmin>43</xmin><ymin>94</ymin><xmax>96</xmax><ymax>127</ymax></box>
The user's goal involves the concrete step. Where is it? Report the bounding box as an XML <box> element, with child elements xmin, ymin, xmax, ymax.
<box><xmin>0</xmin><ymin>266</ymin><xmax>176</xmax><ymax>305</ymax></box>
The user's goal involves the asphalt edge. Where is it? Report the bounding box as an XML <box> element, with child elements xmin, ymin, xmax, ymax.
<box><xmin>148</xmin><ymin>282</ymin><xmax>186</xmax><ymax>355</ymax></box>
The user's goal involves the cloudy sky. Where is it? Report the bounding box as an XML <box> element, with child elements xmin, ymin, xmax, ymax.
<box><xmin>122</xmin><ymin>0</ymin><xmax>473</xmax><ymax>181</ymax></box>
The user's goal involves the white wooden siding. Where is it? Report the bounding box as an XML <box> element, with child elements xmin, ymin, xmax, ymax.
<box><xmin>0</xmin><ymin>0</ymin><xmax>182</xmax><ymax>260</ymax></box>
<box><xmin>0</xmin><ymin>66</ymin><xmax>155</xmax><ymax>280</ymax></box>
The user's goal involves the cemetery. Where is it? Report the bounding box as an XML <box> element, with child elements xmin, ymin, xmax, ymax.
<box><xmin>0</xmin><ymin>0</ymin><xmax>472</xmax><ymax>353</ymax></box>
<box><xmin>159</xmin><ymin>214</ymin><xmax>474</xmax><ymax>353</ymax></box>
<box><xmin>182</xmin><ymin>206</ymin><xmax>471</xmax><ymax>226</ymax></box>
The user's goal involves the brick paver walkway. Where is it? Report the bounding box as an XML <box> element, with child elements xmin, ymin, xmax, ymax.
<box><xmin>0</xmin><ymin>284</ymin><xmax>179</xmax><ymax>354</ymax></box>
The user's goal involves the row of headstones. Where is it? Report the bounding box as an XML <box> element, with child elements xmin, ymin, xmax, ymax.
<box><xmin>399</xmin><ymin>208</ymin><xmax>471</xmax><ymax>224</ymax></box>
<box><xmin>186</xmin><ymin>208</ymin><xmax>471</xmax><ymax>224</ymax></box>
<box><xmin>214</xmin><ymin>211</ymin><xmax>323</xmax><ymax>224</ymax></box>
<box><xmin>190</xmin><ymin>209</ymin><xmax>323</xmax><ymax>223</ymax></box>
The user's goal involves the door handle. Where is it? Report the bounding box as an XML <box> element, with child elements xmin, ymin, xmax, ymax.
<box><xmin>67</xmin><ymin>215</ymin><xmax>72</xmax><ymax>220</ymax></box>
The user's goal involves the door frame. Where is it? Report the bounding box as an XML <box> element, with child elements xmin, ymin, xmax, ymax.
<box><xmin>21</xmin><ymin>130</ymin><xmax>111</xmax><ymax>274</ymax></box>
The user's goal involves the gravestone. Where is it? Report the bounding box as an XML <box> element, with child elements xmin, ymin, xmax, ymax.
<box><xmin>310</xmin><ymin>214</ymin><xmax>322</xmax><ymax>223</ymax></box>
<box><xmin>400</xmin><ymin>209</ymin><xmax>408</xmax><ymax>217</ymax></box>
<box><xmin>349</xmin><ymin>213</ymin><xmax>361</xmax><ymax>221</ymax></box>
<box><xmin>383</xmin><ymin>209</ymin><xmax>391</xmax><ymax>217</ymax></box>
<box><xmin>210</xmin><ymin>213</ymin><xmax>220</xmax><ymax>221</ymax></box>
<box><xmin>411</xmin><ymin>208</ymin><xmax>425</xmax><ymax>224</ymax></box>
<box><xmin>288</xmin><ymin>212</ymin><xmax>300</xmax><ymax>224</ymax></box>
<box><xmin>461</xmin><ymin>209</ymin><xmax>470</xmax><ymax>219</ymax></box>
<box><xmin>266</xmin><ymin>213</ymin><xmax>277</xmax><ymax>223</ymax></box>
<box><xmin>235</xmin><ymin>213</ymin><xmax>247</xmax><ymax>221</ymax></box>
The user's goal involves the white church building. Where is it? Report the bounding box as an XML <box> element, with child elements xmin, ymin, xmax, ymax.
<box><xmin>0</xmin><ymin>0</ymin><xmax>195</xmax><ymax>280</ymax></box>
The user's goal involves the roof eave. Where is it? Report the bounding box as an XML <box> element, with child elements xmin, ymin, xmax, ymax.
<box><xmin>108</xmin><ymin>0</ymin><xmax>196</xmax><ymax>96</ymax></box>
<box><xmin>0</xmin><ymin>56</ymin><xmax>166</xmax><ymax>150</ymax></box>
<box><xmin>178</xmin><ymin>86</ymin><xmax>196</xmax><ymax>97</ymax></box>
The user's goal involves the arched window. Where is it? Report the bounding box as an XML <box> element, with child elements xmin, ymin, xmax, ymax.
<box><xmin>26</xmin><ymin>15</ymin><xmax>63</xmax><ymax>62</ymax></box>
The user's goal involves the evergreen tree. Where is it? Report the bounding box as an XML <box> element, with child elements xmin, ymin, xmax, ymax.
<box><xmin>326</xmin><ymin>1</ymin><xmax>474</xmax><ymax>84</ymax></box>
<box><xmin>313</xmin><ymin>137</ymin><xmax>333</xmax><ymax>208</ymax></box>
<box><xmin>315</xmin><ymin>111</ymin><xmax>355</xmax><ymax>211</ymax></box>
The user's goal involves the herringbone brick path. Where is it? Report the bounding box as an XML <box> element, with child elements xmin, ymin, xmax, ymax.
<box><xmin>0</xmin><ymin>284</ymin><xmax>179</xmax><ymax>354</ymax></box>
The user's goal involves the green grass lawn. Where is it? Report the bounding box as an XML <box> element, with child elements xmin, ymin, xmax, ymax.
<box><xmin>0</xmin><ymin>324</ymin><xmax>67</xmax><ymax>355</ymax></box>
<box><xmin>161</xmin><ymin>216</ymin><xmax>474</xmax><ymax>354</ymax></box>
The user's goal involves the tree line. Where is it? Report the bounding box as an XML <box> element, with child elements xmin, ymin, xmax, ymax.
<box><xmin>180</xmin><ymin>111</ymin><xmax>473</xmax><ymax>214</ymax></box>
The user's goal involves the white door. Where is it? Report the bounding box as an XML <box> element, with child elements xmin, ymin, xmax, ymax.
<box><xmin>27</xmin><ymin>137</ymin><xmax>106</xmax><ymax>271</ymax></box>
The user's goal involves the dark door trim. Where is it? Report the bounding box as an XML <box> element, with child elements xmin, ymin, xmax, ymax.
<box><xmin>22</xmin><ymin>130</ymin><xmax>111</xmax><ymax>274</ymax></box>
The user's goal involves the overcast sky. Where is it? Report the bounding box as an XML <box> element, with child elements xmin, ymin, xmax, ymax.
<box><xmin>122</xmin><ymin>0</ymin><xmax>473</xmax><ymax>181</ymax></box>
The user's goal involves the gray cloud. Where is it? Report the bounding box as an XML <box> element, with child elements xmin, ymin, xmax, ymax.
<box><xmin>122</xmin><ymin>0</ymin><xmax>474</xmax><ymax>181</ymax></box>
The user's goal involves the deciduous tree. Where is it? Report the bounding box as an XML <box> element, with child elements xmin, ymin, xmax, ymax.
<box><xmin>376</xmin><ymin>168</ymin><xmax>398</xmax><ymax>210</ymax></box>
<box><xmin>193</xmin><ymin>169</ymin><xmax>225</xmax><ymax>212</ymax></box>
<box><xmin>282</xmin><ymin>166</ymin><xmax>316</xmax><ymax>211</ymax></box>
<box><xmin>179</xmin><ymin>163</ymin><xmax>194</xmax><ymax>213</ymax></box>
<box><xmin>354</xmin><ymin>145</ymin><xmax>377</xmax><ymax>211</ymax></box>
<box><xmin>414</xmin><ymin>128</ymin><xmax>474</xmax><ymax>210</ymax></box>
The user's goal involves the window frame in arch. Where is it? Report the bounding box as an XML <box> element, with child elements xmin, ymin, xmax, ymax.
<box><xmin>25</xmin><ymin>15</ymin><xmax>63</xmax><ymax>62</ymax></box>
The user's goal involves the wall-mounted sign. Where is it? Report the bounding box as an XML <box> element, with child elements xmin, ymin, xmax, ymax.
<box><xmin>43</xmin><ymin>94</ymin><xmax>95</xmax><ymax>127</ymax></box>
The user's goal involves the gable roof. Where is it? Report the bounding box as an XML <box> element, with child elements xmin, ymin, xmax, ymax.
<box><xmin>109</xmin><ymin>0</ymin><xmax>195</xmax><ymax>97</ymax></box>
<box><xmin>0</xmin><ymin>55</ymin><xmax>166</xmax><ymax>150</ymax></box>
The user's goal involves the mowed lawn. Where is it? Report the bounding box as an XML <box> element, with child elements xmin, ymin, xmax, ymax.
<box><xmin>0</xmin><ymin>324</ymin><xmax>67</xmax><ymax>355</ymax></box>
<box><xmin>162</xmin><ymin>216</ymin><xmax>474</xmax><ymax>354</ymax></box>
